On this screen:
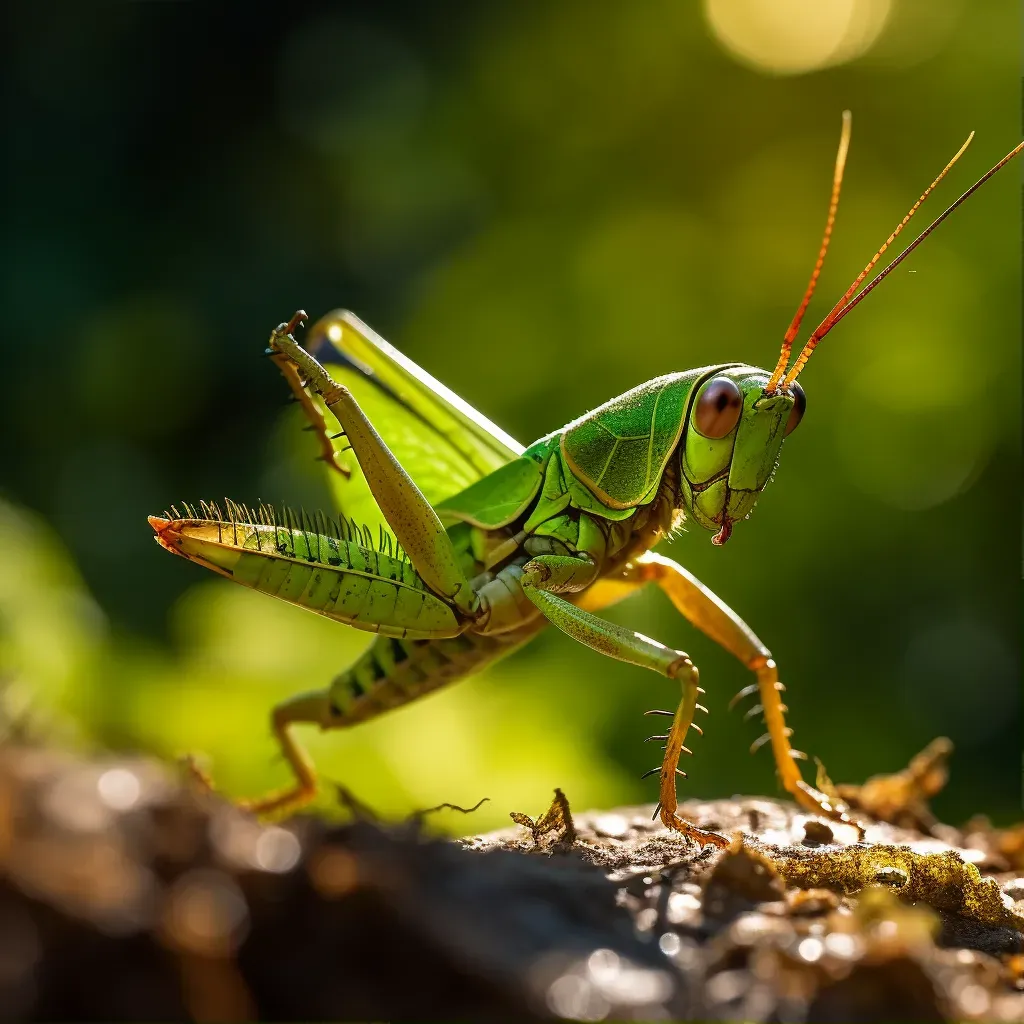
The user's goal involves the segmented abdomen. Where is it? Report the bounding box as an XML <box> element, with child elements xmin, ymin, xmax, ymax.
<box><xmin>329</xmin><ymin>622</ymin><xmax>542</xmax><ymax>725</ymax></box>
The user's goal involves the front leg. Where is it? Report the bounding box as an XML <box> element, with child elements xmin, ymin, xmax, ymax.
<box><xmin>520</xmin><ymin>554</ymin><xmax>728</xmax><ymax>848</ymax></box>
<box><xmin>631</xmin><ymin>551</ymin><xmax>860</xmax><ymax>832</ymax></box>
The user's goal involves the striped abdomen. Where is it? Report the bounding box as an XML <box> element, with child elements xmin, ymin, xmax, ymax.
<box><xmin>328</xmin><ymin>623</ymin><xmax>542</xmax><ymax>725</ymax></box>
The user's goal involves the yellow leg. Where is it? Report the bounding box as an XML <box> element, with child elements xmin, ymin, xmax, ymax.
<box><xmin>190</xmin><ymin>690</ymin><xmax>335</xmax><ymax>817</ymax></box>
<box><xmin>620</xmin><ymin>552</ymin><xmax>861</xmax><ymax>831</ymax></box>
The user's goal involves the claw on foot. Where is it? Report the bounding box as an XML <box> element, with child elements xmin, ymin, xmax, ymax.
<box><xmin>176</xmin><ymin>753</ymin><xmax>317</xmax><ymax>819</ymax></box>
<box><xmin>280</xmin><ymin>309</ymin><xmax>308</xmax><ymax>337</ymax></box>
<box><xmin>235</xmin><ymin>776</ymin><xmax>319</xmax><ymax>818</ymax></box>
<box><xmin>659</xmin><ymin>806</ymin><xmax>730</xmax><ymax>848</ymax></box>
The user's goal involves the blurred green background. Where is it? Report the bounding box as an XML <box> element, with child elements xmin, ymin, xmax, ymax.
<box><xmin>2</xmin><ymin>1</ymin><xmax>1018</xmax><ymax>832</ymax></box>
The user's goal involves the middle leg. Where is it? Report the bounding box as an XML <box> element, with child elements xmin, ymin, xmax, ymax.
<box><xmin>521</xmin><ymin>554</ymin><xmax>729</xmax><ymax>847</ymax></box>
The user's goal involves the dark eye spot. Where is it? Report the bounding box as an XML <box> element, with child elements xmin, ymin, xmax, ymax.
<box><xmin>694</xmin><ymin>377</ymin><xmax>743</xmax><ymax>439</ymax></box>
<box><xmin>785</xmin><ymin>382</ymin><xmax>806</xmax><ymax>436</ymax></box>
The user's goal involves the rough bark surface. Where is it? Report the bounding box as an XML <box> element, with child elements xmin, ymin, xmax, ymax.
<box><xmin>0</xmin><ymin>743</ymin><xmax>1022</xmax><ymax>1021</ymax></box>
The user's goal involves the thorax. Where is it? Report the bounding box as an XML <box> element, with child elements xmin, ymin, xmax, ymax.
<box><xmin>448</xmin><ymin>440</ymin><xmax>682</xmax><ymax>585</ymax></box>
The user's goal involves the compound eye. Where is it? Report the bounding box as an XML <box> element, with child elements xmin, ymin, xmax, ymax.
<box><xmin>784</xmin><ymin>382</ymin><xmax>806</xmax><ymax>436</ymax></box>
<box><xmin>694</xmin><ymin>377</ymin><xmax>743</xmax><ymax>438</ymax></box>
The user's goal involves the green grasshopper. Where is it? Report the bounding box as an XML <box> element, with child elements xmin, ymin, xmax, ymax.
<box><xmin>150</xmin><ymin>116</ymin><xmax>1022</xmax><ymax>847</ymax></box>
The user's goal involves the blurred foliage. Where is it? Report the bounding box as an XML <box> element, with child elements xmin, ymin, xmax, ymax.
<box><xmin>1</xmin><ymin>1</ymin><xmax>1018</xmax><ymax>833</ymax></box>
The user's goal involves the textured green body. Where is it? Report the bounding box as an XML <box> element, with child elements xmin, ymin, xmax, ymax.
<box><xmin>151</xmin><ymin>130</ymin><xmax>1024</xmax><ymax>826</ymax></box>
<box><xmin>435</xmin><ymin>457</ymin><xmax>544</xmax><ymax>529</ymax></box>
<box><xmin>321</xmin><ymin>358</ymin><xmax>796</xmax><ymax>722</ymax></box>
<box><xmin>312</xmin><ymin>423</ymin><xmax>682</xmax><ymax>722</ymax></box>
<box><xmin>559</xmin><ymin>367</ymin><xmax>718</xmax><ymax>510</ymax></box>
<box><xmin>155</xmin><ymin>313</ymin><xmax>798</xmax><ymax>734</ymax></box>
<box><xmin>328</xmin><ymin>624</ymin><xmax>542</xmax><ymax>723</ymax></box>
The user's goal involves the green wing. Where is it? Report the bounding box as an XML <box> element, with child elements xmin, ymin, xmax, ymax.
<box><xmin>299</xmin><ymin>309</ymin><xmax>524</xmax><ymax>524</ymax></box>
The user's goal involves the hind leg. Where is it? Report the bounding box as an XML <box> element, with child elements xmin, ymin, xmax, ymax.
<box><xmin>188</xmin><ymin>689</ymin><xmax>335</xmax><ymax>817</ymax></box>
<box><xmin>242</xmin><ymin>690</ymin><xmax>336</xmax><ymax>815</ymax></box>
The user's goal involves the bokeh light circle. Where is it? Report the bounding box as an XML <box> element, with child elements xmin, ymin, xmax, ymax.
<box><xmin>703</xmin><ymin>0</ymin><xmax>892</xmax><ymax>75</ymax></box>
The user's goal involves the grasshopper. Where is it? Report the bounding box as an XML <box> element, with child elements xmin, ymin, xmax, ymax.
<box><xmin>150</xmin><ymin>116</ymin><xmax>1022</xmax><ymax>847</ymax></box>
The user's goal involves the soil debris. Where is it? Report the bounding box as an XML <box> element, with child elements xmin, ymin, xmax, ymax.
<box><xmin>510</xmin><ymin>787</ymin><xmax>577</xmax><ymax>850</ymax></box>
<box><xmin>0</xmin><ymin>739</ymin><xmax>1022</xmax><ymax>1021</ymax></box>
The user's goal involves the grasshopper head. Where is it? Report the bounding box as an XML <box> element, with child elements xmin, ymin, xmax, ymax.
<box><xmin>677</xmin><ymin>367</ymin><xmax>804</xmax><ymax>545</ymax></box>
<box><xmin>675</xmin><ymin>114</ymin><xmax>1020</xmax><ymax>544</ymax></box>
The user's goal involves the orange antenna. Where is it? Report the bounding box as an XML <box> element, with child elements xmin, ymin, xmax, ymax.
<box><xmin>765</xmin><ymin>110</ymin><xmax>852</xmax><ymax>394</ymax></box>
<box><xmin>780</xmin><ymin>131</ymin><xmax>995</xmax><ymax>388</ymax></box>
